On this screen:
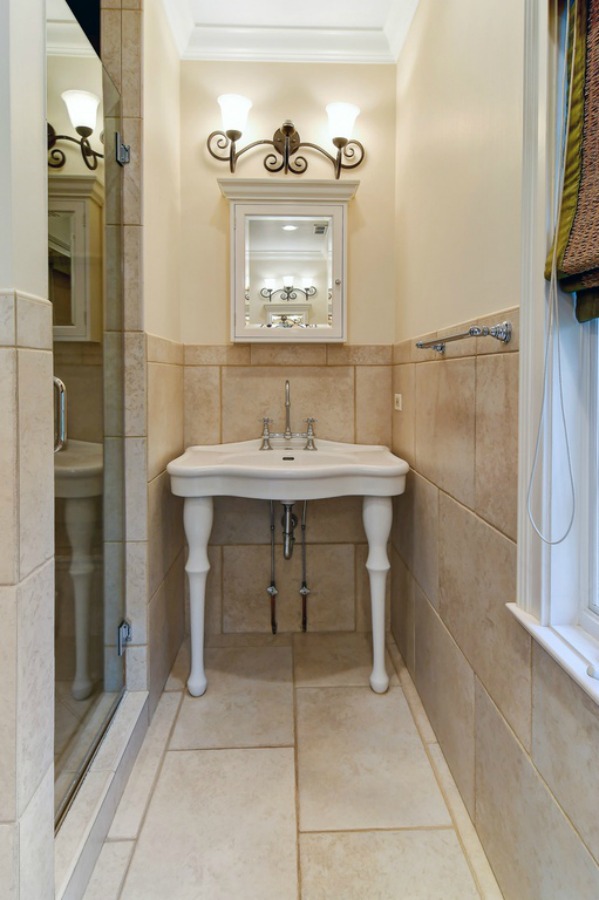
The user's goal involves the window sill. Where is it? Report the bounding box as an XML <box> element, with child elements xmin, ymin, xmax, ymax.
<box><xmin>507</xmin><ymin>603</ymin><xmax>599</xmax><ymax>706</ymax></box>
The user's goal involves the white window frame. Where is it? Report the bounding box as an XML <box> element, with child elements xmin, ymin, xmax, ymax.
<box><xmin>512</xmin><ymin>0</ymin><xmax>599</xmax><ymax>703</ymax></box>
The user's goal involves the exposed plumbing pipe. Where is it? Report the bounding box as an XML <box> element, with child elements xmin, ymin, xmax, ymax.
<box><xmin>281</xmin><ymin>502</ymin><xmax>297</xmax><ymax>560</ymax></box>
<box><xmin>267</xmin><ymin>501</ymin><xmax>278</xmax><ymax>634</ymax></box>
<box><xmin>299</xmin><ymin>501</ymin><xmax>310</xmax><ymax>631</ymax></box>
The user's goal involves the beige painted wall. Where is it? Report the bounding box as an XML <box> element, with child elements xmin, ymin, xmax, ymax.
<box><xmin>179</xmin><ymin>61</ymin><xmax>397</xmax><ymax>345</ymax></box>
<box><xmin>394</xmin><ymin>0</ymin><xmax>524</xmax><ymax>342</ymax></box>
<box><xmin>143</xmin><ymin>0</ymin><xmax>181</xmax><ymax>341</ymax></box>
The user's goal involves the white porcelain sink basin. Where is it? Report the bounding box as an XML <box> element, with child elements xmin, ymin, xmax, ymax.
<box><xmin>55</xmin><ymin>440</ymin><xmax>103</xmax><ymax>499</ymax></box>
<box><xmin>167</xmin><ymin>438</ymin><xmax>409</xmax><ymax>501</ymax></box>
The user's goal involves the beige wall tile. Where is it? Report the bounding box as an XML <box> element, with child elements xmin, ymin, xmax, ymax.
<box><xmin>0</xmin><ymin>349</ymin><xmax>17</xmax><ymax>583</ymax></box>
<box><xmin>210</xmin><ymin>496</ymin><xmax>271</xmax><ymax>545</ymax></box>
<box><xmin>221</xmin><ymin>366</ymin><xmax>355</xmax><ymax>443</ymax></box>
<box><xmin>415</xmin><ymin>358</ymin><xmax>476</xmax><ymax>508</ymax></box>
<box><xmin>124</xmin><ymin>437</ymin><xmax>147</xmax><ymax>542</ymax></box>
<box><xmin>0</xmin><ymin>824</ymin><xmax>17</xmax><ymax>896</ymax></box>
<box><xmin>415</xmin><ymin>588</ymin><xmax>475</xmax><ymax>817</ymax></box>
<box><xmin>18</xmin><ymin>350</ymin><xmax>53</xmax><ymax>578</ymax></box>
<box><xmin>17</xmin><ymin>561</ymin><xmax>54</xmax><ymax>816</ymax></box>
<box><xmin>126</xmin><ymin>540</ymin><xmax>148</xmax><ymax>644</ymax></box>
<box><xmin>302</xmin><ymin>496</ymin><xmax>365</xmax><ymax>544</ymax></box>
<box><xmin>435</xmin><ymin>319</ymin><xmax>478</xmax><ymax>359</ymax></box>
<box><xmin>532</xmin><ymin>643</ymin><xmax>599</xmax><ymax>862</ymax></box>
<box><xmin>0</xmin><ymin>587</ymin><xmax>17</xmax><ymax>821</ymax></box>
<box><xmin>104</xmin><ymin>225</ymin><xmax>124</xmax><ymax>332</ymax></box>
<box><xmin>147</xmin><ymin>334</ymin><xmax>183</xmax><ymax>366</ymax></box>
<box><xmin>148</xmin><ymin>555</ymin><xmax>185</xmax><ymax>715</ymax></box>
<box><xmin>475</xmin><ymin>681</ymin><xmax>599</xmax><ymax>899</ymax></box>
<box><xmin>147</xmin><ymin>470</ymin><xmax>184</xmax><ymax>599</ymax></box>
<box><xmin>122</xmin><ymin>117</ymin><xmax>142</xmax><ymax>226</ymax></box>
<box><xmin>18</xmin><ymin>765</ymin><xmax>54</xmax><ymax>900</ymax></box>
<box><xmin>412</xmin><ymin>472</ymin><xmax>439</xmax><ymax>607</ymax></box>
<box><xmin>16</xmin><ymin>294</ymin><xmax>52</xmax><ymax>350</ymax></box>
<box><xmin>121</xmin><ymin>10</ymin><xmax>142</xmax><ymax>118</ymax></box>
<box><xmin>147</xmin><ymin>361</ymin><xmax>183</xmax><ymax>481</ymax></box>
<box><xmin>183</xmin><ymin>366</ymin><xmax>221</xmax><ymax>446</ymax></box>
<box><xmin>125</xmin><ymin>644</ymin><xmax>148</xmax><ymax>691</ymax></box>
<box><xmin>184</xmin><ymin>345</ymin><xmax>250</xmax><ymax>366</ymax></box>
<box><xmin>101</xmin><ymin>9</ymin><xmax>122</xmax><ymax>92</ymax></box>
<box><xmin>475</xmin><ymin>353</ymin><xmax>519</xmax><ymax>540</ymax></box>
<box><xmin>54</xmin><ymin>360</ymin><xmax>103</xmax><ymax>443</ymax></box>
<box><xmin>327</xmin><ymin>345</ymin><xmax>393</xmax><ymax>365</ymax></box>
<box><xmin>355</xmin><ymin>365</ymin><xmax>392</xmax><ymax>446</ymax></box>
<box><xmin>104</xmin><ymin>436</ymin><xmax>125</xmax><ymax>542</ymax></box>
<box><xmin>392</xmin><ymin>473</ymin><xmax>414</xmax><ymax>567</ymax></box>
<box><xmin>222</xmin><ymin>544</ymin><xmax>355</xmax><ymax>634</ymax></box>
<box><xmin>250</xmin><ymin>344</ymin><xmax>327</xmax><ymax>367</ymax></box>
<box><xmin>392</xmin><ymin>363</ymin><xmax>415</xmax><ymax>464</ymax></box>
<box><xmin>123</xmin><ymin>226</ymin><xmax>143</xmax><ymax>331</ymax></box>
<box><xmin>124</xmin><ymin>331</ymin><xmax>146</xmax><ymax>437</ymax></box>
<box><xmin>438</xmin><ymin>493</ymin><xmax>530</xmax><ymax>748</ymax></box>
<box><xmin>0</xmin><ymin>292</ymin><xmax>16</xmax><ymax>345</ymax></box>
<box><xmin>104</xmin><ymin>331</ymin><xmax>125</xmax><ymax>438</ymax></box>
<box><xmin>390</xmin><ymin>550</ymin><xmax>414</xmax><ymax>675</ymax></box>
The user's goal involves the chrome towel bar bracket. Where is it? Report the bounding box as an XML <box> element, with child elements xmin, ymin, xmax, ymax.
<box><xmin>416</xmin><ymin>321</ymin><xmax>512</xmax><ymax>354</ymax></box>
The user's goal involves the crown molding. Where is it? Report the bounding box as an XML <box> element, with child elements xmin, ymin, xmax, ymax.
<box><xmin>217</xmin><ymin>178</ymin><xmax>359</xmax><ymax>203</ymax></box>
<box><xmin>46</xmin><ymin>22</ymin><xmax>95</xmax><ymax>57</ymax></box>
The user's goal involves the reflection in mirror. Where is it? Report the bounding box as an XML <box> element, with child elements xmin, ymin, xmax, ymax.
<box><xmin>48</xmin><ymin>0</ymin><xmax>126</xmax><ymax>827</ymax></box>
<box><xmin>245</xmin><ymin>215</ymin><xmax>333</xmax><ymax>329</ymax></box>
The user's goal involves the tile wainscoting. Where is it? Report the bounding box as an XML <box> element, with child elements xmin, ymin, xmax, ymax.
<box><xmin>391</xmin><ymin>307</ymin><xmax>599</xmax><ymax>897</ymax></box>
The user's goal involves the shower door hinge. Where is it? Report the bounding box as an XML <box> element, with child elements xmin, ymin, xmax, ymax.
<box><xmin>117</xmin><ymin>618</ymin><xmax>132</xmax><ymax>656</ymax></box>
<box><xmin>115</xmin><ymin>132</ymin><xmax>130</xmax><ymax>166</ymax></box>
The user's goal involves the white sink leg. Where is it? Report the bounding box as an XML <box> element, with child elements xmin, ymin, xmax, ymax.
<box><xmin>65</xmin><ymin>496</ymin><xmax>97</xmax><ymax>701</ymax></box>
<box><xmin>184</xmin><ymin>496</ymin><xmax>213</xmax><ymax>696</ymax></box>
<box><xmin>362</xmin><ymin>495</ymin><xmax>392</xmax><ymax>694</ymax></box>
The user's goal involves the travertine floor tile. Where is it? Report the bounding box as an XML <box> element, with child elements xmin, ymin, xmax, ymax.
<box><xmin>120</xmin><ymin>748</ymin><xmax>298</xmax><ymax>900</ymax></box>
<box><xmin>82</xmin><ymin>840</ymin><xmax>134</xmax><ymax>899</ymax></box>
<box><xmin>300</xmin><ymin>830</ymin><xmax>479</xmax><ymax>899</ymax></box>
<box><xmin>170</xmin><ymin>646</ymin><xmax>294</xmax><ymax>749</ymax></box>
<box><xmin>293</xmin><ymin>631</ymin><xmax>398</xmax><ymax>688</ymax></box>
<box><xmin>296</xmin><ymin>686</ymin><xmax>450</xmax><ymax>831</ymax></box>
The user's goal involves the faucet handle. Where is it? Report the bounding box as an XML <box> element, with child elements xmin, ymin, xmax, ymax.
<box><xmin>259</xmin><ymin>417</ymin><xmax>274</xmax><ymax>450</ymax></box>
<box><xmin>304</xmin><ymin>418</ymin><xmax>317</xmax><ymax>451</ymax></box>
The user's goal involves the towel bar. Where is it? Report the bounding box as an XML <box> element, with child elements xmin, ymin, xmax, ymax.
<box><xmin>416</xmin><ymin>321</ymin><xmax>511</xmax><ymax>353</ymax></box>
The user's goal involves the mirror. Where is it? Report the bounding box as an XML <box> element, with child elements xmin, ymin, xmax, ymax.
<box><xmin>220</xmin><ymin>179</ymin><xmax>358</xmax><ymax>342</ymax></box>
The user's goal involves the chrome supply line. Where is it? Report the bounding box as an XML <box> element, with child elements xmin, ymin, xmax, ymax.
<box><xmin>415</xmin><ymin>321</ymin><xmax>512</xmax><ymax>354</ymax></box>
<box><xmin>299</xmin><ymin>501</ymin><xmax>310</xmax><ymax>632</ymax></box>
<box><xmin>267</xmin><ymin>501</ymin><xmax>278</xmax><ymax>634</ymax></box>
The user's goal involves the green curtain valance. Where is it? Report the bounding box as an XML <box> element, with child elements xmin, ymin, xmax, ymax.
<box><xmin>546</xmin><ymin>0</ymin><xmax>599</xmax><ymax>322</ymax></box>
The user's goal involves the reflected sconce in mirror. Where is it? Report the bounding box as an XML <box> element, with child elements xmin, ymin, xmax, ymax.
<box><xmin>207</xmin><ymin>95</ymin><xmax>364</xmax><ymax>179</ymax></box>
<box><xmin>260</xmin><ymin>277</ymin><xmax>317</xmax><ymax>302</ymax></box>
<box><xmin>48</xmin><ymin>90</ymin><xmax>104</xmax><ymax>171</ymax></box>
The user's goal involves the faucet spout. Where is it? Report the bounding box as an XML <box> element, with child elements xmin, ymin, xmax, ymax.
<box><xmin>284</xmin><ymin>380</ymin><xmax>292</xmax><ymax>440</ymax></box>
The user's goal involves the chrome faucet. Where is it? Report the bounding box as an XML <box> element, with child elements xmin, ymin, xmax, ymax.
<box><xmin>284</xmin><ymin>380</ymin><xmax>292</xmax><ymax>439</ymax></box>
<box><xmin>258</xmin><ymin>380</ymin><xmax>317</xmax><ymax>450</ymax></box>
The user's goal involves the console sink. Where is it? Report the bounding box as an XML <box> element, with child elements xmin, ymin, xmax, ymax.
<box><xmin>54</xmin><ymin>439</ymin><xmax>103</xmax><ymax>499</ymax></box>
<box><xmin>167</xmin><ymin>438</ymin><xmax>409</xmax><ymax>501</ymax></box>
<box><xmin>168</xmin><ymin>438</ymin><xmax>409</xmax><ymax>698</ymax></box>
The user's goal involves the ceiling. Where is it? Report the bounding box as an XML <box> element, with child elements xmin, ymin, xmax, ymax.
<box><xmin>161</xmin><ymin>0</ymin><xmax>420</xmax><ymax>63</ymax></box>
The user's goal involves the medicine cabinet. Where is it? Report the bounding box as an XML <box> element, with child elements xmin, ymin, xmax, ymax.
<box><xmin>48</xmin><ymin>174</ymin><xmax>103</xmax><ymax>341</ymax></box>
<box><xmin>219</xmin><ymin>179</ymin><xmax>358</xmax><ymax>342</ymax></box>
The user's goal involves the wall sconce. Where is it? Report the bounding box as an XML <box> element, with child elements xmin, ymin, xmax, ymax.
<box><xmin>207</xmin><ymin>95</ymin><xmax>364</xmax><ymax>179</ymax></box>
<box><xmin>48</xmin><ymin>90</ymin><xmax>104</xmax><ymax>171</ymax></box>
<box><xmin>260</xmin><ymin>277</ymin><xmax>317</xmax><ymax>302</ymax></box>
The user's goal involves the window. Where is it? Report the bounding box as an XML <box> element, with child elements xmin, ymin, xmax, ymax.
<box><xmin>513</xmin><ymin>0</ymin><xmax>599</xmax><ymax>702</ymax></box>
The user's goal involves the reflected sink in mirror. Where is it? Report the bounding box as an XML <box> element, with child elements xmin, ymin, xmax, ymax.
<box><xmin>167</xmin><ymin>438</ymin><xmax>409</xmax><ymax>501</ymax></box>
<box><xmin>54</xmin><ymin>439</ymin><xmax>103</xmax><ymax>498</ymax></box>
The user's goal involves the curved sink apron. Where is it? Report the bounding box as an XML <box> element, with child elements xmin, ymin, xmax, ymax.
<box><xmin>55</xmin><ymin>440</ymin><xmax>103</xmax><ymax>701</ymax></box>
<box><xmin>168</xmin><ymin>438</ymin><xmax>409</xmax><ymax>697</ymax></box>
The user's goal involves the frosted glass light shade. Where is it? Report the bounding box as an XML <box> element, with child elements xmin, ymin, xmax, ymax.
<box><xmin>264</xmin><ymin>278</ymin><xmax>276</xmax><ymax>291</ymax></box>
<box><xmin>326</xmin><ymin>102</ymin><xmax>360</xmax><ymax>141</ymax></box>
<box><xmin>61</xmin><ymin>90</ymin><xmax>100</xmax><ymax>133</ymax></box>
<box><xmin>302</xmin><ymin>278</ymin><xmax>314</xmax><ymax>290</ymax></box>
<box><xmin>283</xmin><ymin>275</ymin><xmax>294</xmax><ymax>288</ymax></box>
<box><xmin>218</xmin><ymin>94</ymin><xmax>252</xmax><ymax>134</ymax></box>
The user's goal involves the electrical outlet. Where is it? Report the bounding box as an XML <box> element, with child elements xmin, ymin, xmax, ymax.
<box><xmin>394</xmin><ymin>393</ymin><xmax>402</xmax><ymax>411</ymax></box>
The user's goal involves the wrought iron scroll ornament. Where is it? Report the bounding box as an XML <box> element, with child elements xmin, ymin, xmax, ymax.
<box><xmin>47</xmin><ymin>122</ymin><xmax>104</xmax><ymax>171</ymax></box>
<box><xmin>207</xmin><ymin>119</ymin><xmax>365</xmax><ymax>180</ymax></box>
<box><xmin>260</xmin><ymin>283</ymin><xmax>317</xmax><ymax>302</ymax></box>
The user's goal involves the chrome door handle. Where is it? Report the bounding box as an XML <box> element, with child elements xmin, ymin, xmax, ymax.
<box><xmin>53</xmin><ymin>376</ymin><xmax>67</xmax><ymax>452</ymax></box>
